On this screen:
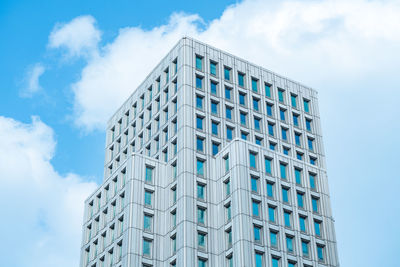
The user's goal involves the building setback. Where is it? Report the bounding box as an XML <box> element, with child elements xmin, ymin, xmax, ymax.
<box><xmin>80</xmin><ymin>37</ymin><xmax>339</xmax><ymax>267</ymax></box>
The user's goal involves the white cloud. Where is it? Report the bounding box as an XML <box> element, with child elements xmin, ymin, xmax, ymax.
<box><xmin>0</xmin><ymin>116</ymin><xmax>97</xmax><ymax>267</ymax></box>
<box><xmin>20</xmin><ymin>63</ymin><xmax>45</xmax><ymax>97</ymax></box>
<box><xmin>48</xmin><ymin>15</ymin><xmax>101</xmax><ymax>59</ymax></box>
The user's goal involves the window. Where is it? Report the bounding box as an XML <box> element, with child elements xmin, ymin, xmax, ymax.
<box><xmin>265</xmin><ymin>158</ymin><xmax>272</xmax><ymax>175</ymax></box>
<box><xmin>303</xmin><ymin>99</ymin><xmax>310</xmax><ymax>113</ymax></box>
<box><xmin>225</xmin><ymin>86</ymin><xmax>231</xmax><ymax>100</ymax></box>
<box><xmin>240</xmin><ymin>112</ymin><xmax>247</xmax><ymax>126</ymax></box>
<box><xmin>171</xmin><ymin>235</ymin><xmax>176</xmax><ymax>253</ymax></box>
<box><xmin>267</xmin><ymin>182</ymin><xmax>274</xmax><ymax>198</ymax></box>
<box><xmin>197</xmin><ymin>207</ymin><xmax>205</xmax><ymax>224</ymax></box>
<box><xmin>254</xmin><ymin>117</ymin><xmax>261</xmax><ymax>131</ymax></box>
<box><xmin>314</xmin><ymin>220</ymin><xmax>322</xmax><ymax>236</ymax></box>
<box><xmin>297</xmin><ymin>192</ymin><xmax>304</xmax><ymax>208</ymax></box>
<box><xmin>265</xmin><ymin>83</ymin><xmax>271</xmax><ymax>97</ymax></box>
<box><xmin>238</xmin><ymin>72</ymin><xmax>245</xmax><ymax>87</ymax></box>
<box><xmin>196</xmin><ymin>95</ymin><xmax>203</xmax><ymax>109</ymax></box>
<box><xmin>172</xmin><ymin>187</ymin><xmax>177</xmax><ymax>203</ymax></box>
<box><xmin>197</xmin><ymin>159</ymin><xmax>204</xmax><ymax>176</ymax></box>
<box><xmin>310</xmin><ymin>156</ymin><xmax>317</xmax><ymax>165</ymax></box>
<box><xmin>268</xmin><ymin>122</ymin><xmax>274</xmax><ymax>136</ymax></box>
<box><xmin>198</xmin><ymin>232</ymin><xmax>206</xmax><ymax>249</ymax></box>
<box><xmin>226</xmin><ymin>203</ymin><xmax>231</xmax><ymax>220</ymax></box>
<box><xmin>282</xmin><ymin>187</ymin><xmax>289</xmax><ymax>203</ymax></box>
<box><xmin>254</xmin><ymin>225</ymin><xmax>262</xmax><ymax>243</ymax></box>
<box><xmin>278</xmin><ymin>89</ymin><xmax>284</xmax><ymax>102</ymax></box>
<box><xmin>196</xmin><ymin>55</ymin><xmax>203</xmax><ymax>70</ymax></box>
<box><xmin>272</xmin><ymin>257</ymin><xmax>280</xmax><ymax>267</ymax></box>
<box><xmin>224</xmin><ymin>156</ymin><xmax>229</xmax><ymax>172</ymax></box>
<box><xmin>224</xmin><ymin>67</ymin><xmax>231</xmax><ymax>81</ymax></box>
<box><xmin>226</xmin><ymin>229</ymin><xmax>232</xmax><ymax>248</ymax></box>
<box><xmin>255</xmin><ymin>137</ymin><xmax>262</xmax><ymax>145</ymax></box>
<box><xmin>309</xmin><ymin>173</ymin><xmax>316</xmax><ymax>189</ymax></box>
<box><xmin>317</xmin><ymin>245</ymin><xmax>325</xmax><ymax>262</ymax></box>
<box><xmin>270</xmin><ymin>231</ymin><xmax>278</xmax><ymax>247</ymax></box>
<box><xmin>249</xmin><ymin>152</ymin><xmax>257</xmax><ymax>169</ymax></box>
<box><xmin>293</xmin><ymin>113</ymin><xmax>299</xmax><ymax>127</ymax></box>
<box><xmin>211</xmin><ymin>101</ymin><xmax>218</xmax><ymax>114</ymax></box>
<box><xmin>312</xmin><ymin>197</ymin><xmax>319</xmax><ymax>213</ymax></box>
<box><xmin>281</xmin><ymin>127</ymin><xmax>288</xmax><ymax>141</ymax></box>
<box><xmin>212</xmin><ymin>142</ymin><xmax>219</xmax><ymax>156</ymax></box>
<box><xmin>252</xmin><ymin>200</ymin><xmax>260</xmax><ymax>217</ymax></box>
<box><xmin>288</xmin><ymin>262</ymin><xmax>296</xmax><ymax>267</ymax></box>
<box><xmin>226</xmin><ymin>127</ymin><xmax>233</xmax><ymax>140</ymax></box>
<box><xmin>198</xmin><ymin>258</ymin><xmax>207</xmax><ymax>267</ymax></box>
<box><xmin>284</xmin><ymin>211</ymin><xmax>291</xmax><ymax>227</ymax></box>
<box><xmin>253</xmin><ymin>98</ymin><xmax>259</xmax><ymax>111</ymax></box>
<box><xmin>239</xmin><ymin>92</ymin><xmax>246</xmax><ymax>105</ymax></box>
<box><xmin>280</xmin><ymin>163</ymin><xmax>287</xmax><ymax>179</ymax></box>
<box><xmin>286</xmin><ymin>235</ymin><xmax>294</xmax><ymax>253</ymax></box>
<box><xmin>226</xmin><ymin>106</ymin><xmax>232</xmax><ymax>120</ymax></box>
<box><xmin>301</xmin><ymin>240</ymin><xmax>309</xmax><ymax>257</ymax></box>
<box><xmin>295</xmin><ymin>168</ymin><xmax>302</xmax><ymax>184</ymax></box>
<box><xmin>196</xmin><ymin>137</ymin><xmax>204</xmax><ymax>152</ymax></box>
<box><xmin>211</xmin><ymin>121</ymin><xmax>219</xmax><ymax>135</ymax></box>
<box><xmin>266</xmin><ymin>103</ymin><xmax>273</xmax><ymax>116</ymax></box>
<box><xmin>144</xmin><ymin>191</ymin><xmax>152</xmax><ymax>206</ymax></box>
<box><xmin>280</xmin><ymin>109</ymin><xmax>286</xmax><ymax>121</ymax></box>
<box><xmin>291</xmin><ymin>94</ymin><xmax>297</xmax><ymax>108</ymax></box>
<box><xmin>268</xmin><ymin>206</ymin><xmax>276</xmax><ymax>223</ymax></box>
<box><xmin>210</xmin><ymin>61</ymin><xmax>217</xmax><ymax>76</ymax></box>
<box><xmin>145</xmin><ymin>166</ymin><xmax>153</xmax><ymax>183</ymax></box>
<box><xmin>143</xmin><ymin>239</ymin><xmax>152</xmax><ymax>257</ymax></box>
<box><xmin>196</xmin><ymin>76</ymin><xmax>203</xmax><ymax>89</ymax></box>
<box><xmin>299</xmin><ymin>216</ymin><xmax>307</xmax><ymax>232</ymax></box>
<box><xmin>210</xmin><ymin>81</ymin><xmax>218</xmax><ymax>95</ymax></box>
<box><xmin>144</xmin><ymin>214</ymin><xmax>152</xmax><ymax>231</ymax></box>
<box><xmin>251</xmin><ymin>176</ymin><xmax>259</xmax><ymax>193</ymax></box>
<box><xmin>251</xmin><ymin>78</ymin><xmax>258</xmax><ymax>92</ymax></box>
<box><xmin>296</xmin><ymin>152</ymin><xmax>303</xmax><ymax>161</ymax></box>
<box><xmin>197</xmin><ymin>184</ymin><xmax>205</xmax><ymax>200</ymax></box>
<box><xmin>308</xmin><ymin>137</ymin><xmax>314</xmax><ymax>151</ymax></box>
<box><xmin>283</xmin><ymin>146</ymin><xmax>290</xmax><ymax>155</ymax></box>
<box><xmin>255</xmin><ymin>252</ymin><xmax>263</xmax><ymax>267</ymax></box>
<box><xmin>241</xmin><ymin>131</ymin><xmax>248</xmax><ymax>140</ymax></box>
<box><xmin>196</xmin><ymin>116</ymin><xmax>203</xmax><ymax>130</ymax></box>
<box><xmin>295</xmin><ymin>132</ymin><xmax>301</xmax><ymax>146</ymax></box>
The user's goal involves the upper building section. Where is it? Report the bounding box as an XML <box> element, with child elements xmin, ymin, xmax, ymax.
<box><xmin>104</xmin><ymin>37</ymin><xmax>325</xmax><ymax>181</ymax></box>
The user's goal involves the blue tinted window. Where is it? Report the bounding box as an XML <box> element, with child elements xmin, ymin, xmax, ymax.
<box><xmin>241</xmin><ymin>132</ymin><xmax>247</xmax><ymax>140</ymax></box>
<box><xmin>280</xmin><ymin>109</ymin><xmax>286</xmax><ymax>121</ymax></box>
<box><xmin>291</xmin><ymin>95</ymin><xmax>297</xmax><ymax>108</ymax></box>
<box><xmin>196</xmin><ymin>116</ymin><xmax>203</xmax><ymax>130</ymax></box>
<box><xmin>254</xmin><ymin>226</ymin><xmax>261</xmax><ymax>242</ymax></box>
<box><xmin>196</xmin><ymin>56</ymin><xmax>202</xmax><ymax>70</ymax></box>
<box><xmin>255</xmin><ymin>253</ymin><xmax>263</xmax><ymax>267</ymax></box>
<box><xmin>239</xmin><ymin>93</ymin><xmax>246</xmax><ymax>105</ymax></box>
<box><xmin>252</xmin><ymin>201</ymin><xmax>260</xmax><ymax>217</ymax></box>
<box><xmin>272</xmin><ymin>258</ymin><xmax>279</xmax><ymax>267</ymax></box>
<box><xmin>224</xmin><ymin>67</ymin><xmax>230</xmax><ymax>80</ymax></box>
<box><xmin>196</xmin><ymin>76</ymin><xmax>202</xmax><ymax>89</ymax></box>
<box><xmin>227</xmin><ymin>127</ymin><xmax>233</xmax><ymax>140</ymax></box>
<box><xmin>282</xmin><ymin>128</ymin><xmax>287</xmax><ymax>140</ymax></box>
<box><xmin>288</xmin><ymin>263</ymin><xmax>295</xmax><ymax>267</ymax></box>
<box><xmin>197</xmin><ymin>160</ymin><xmax>204</xmax><ymax>176</ymax></box>
<box><xmin>143</xmin><ymin>239</ymin><xmax>151</xmax><ymax>256</ymax></box>
<box><xmin>299</xmin><ymin>216</ymin><xmax>306</xmax><ymax>232</ymax></box>
<box><xmin>212</xmin><ymin>122</ymin><xmax>218</xmax><ymax>135</ymax></box>
<box><xmin>284</xmin><ymin>211</ymin><xmax>291</xmax><ymax>227</ymax></box>
<box><xmin>251</xmin><ymin>177</ymin><xmax>258</xmax><ymax>192</ymax></box>
<box><xmin>268</xmin><ymin>123</ymin><xmax>274</xmax><ymax>136</ymax></box>
<box><xmin>297</xmin><ymin>152</ymin><xmax>303</xmax><ymax>160</ymax></box>
<box><xmin>238</xmin><ymin>73</ymin><xmax>244</xmax><ymax>87</ymax></box>
<box><xmin>306</xmin><ymin>119</ymin><xmax>312</xmax><ymax>131</ymax></box>
<box><xmin>268</xmin><ymin>207</ymin><xmax>275</xmax><ymax>222</ymax></box>
<box><xmin>282</xmin><ymin>188</ymin><xmax>289</xmax><ymax>202</ymax></box>
<box><xmin>317</xmin><ymin>246</ymin><xmax>324</xmax><ymax>261</ymax></box>
<box><xmin>280</xmin><ymin>163</ymin><xmax>287</xmax><ymax>179</ymax></box>
<box><xmin>314</xmin><ymin>221</ymin><xmax>321</xmax><ymax>236</ymax></box>
<box><xmin>265</xmin><ymin>158</ymin><xmax>272</xmax><ymax>174</ymax></box>
<box><xmin>304</xmin><ymin>99</ymin><xmax>310</xmax><ymax>112</ymax></box>
<box><xmin>295</xmin><ymin>169</ymin><xmax>302</xmax><ymax>184</ymax></box>
<box><xmin>197</xmin><ymin>184</ymin><xmax>205</xmax><ymax>199</ymax></box>
<box><xmin>225</xmin><ymin>87</ymin><xmax>231</xmax><ymax>99</ymax></box>
<box><xmin>295</xmin><ymin>133</ymin><xmax>301</xmax><ymax>146</ymax></box>
<box><xmin>310</xmin><ymin>156</ymin><xmax>316</xmax><ymax>165</ymax></box>
<box><xmin>309</xmin><ymin>174</ymin><xmax>316</xmax><ymax>189</ymax></box>
<box><xmin>267</xmin><ymin>183</ymin><xmax>273</xmax><ymax>197</ymax></box>
<box><xmin>266</xmin><ymin>103</ymin><xmax>273</xmax><ymax>116</ymax></box>
<box><xmin>198</xmin><ymin>258</ymin><xmax>206</xmax><ymax>267</ymax></box>
<box><xmin>270</xmin><ymin>231</ymin><xmax>277</xmax><ymax>247</ymax></box>
<box><xmin>212</xmin><ymin>143</ymin><xmax>219</xmax><ymax>156</ymax></box>
<box><xmin>196</xmin><ymin>95</ymin><xmax>203</xmax><ymax>109</ymax></box>
<box><xmin>269</xmin><ymin>143</ymin><xmax>276</xmax><ymax>151</ymax></box>
<box><xmin>210</xmin><ymin>62</ymin><xmax>217</xmax><ymax>75</ymax></box>
<box><xmin>253</xmin><ymin>99</ymin><xmax>259</xmax><ymax>111</ymax></box>
<box><xmin>249</xmin><ymin>152</ymin><xmax>257</xmax><ymax>168</ymax></box>
<box><xmin>210</xmin><ymin>81</ymin><xmax>217</xmax><ymax>94</ymax></box>
<box><xmin>226</xmin><ymin>107</ymin><xmax>232</xmax><ymax>119</ymax></box>
<box><xmin>283</xmin><ymin>147</ymin><xmax>289</xmax><ymax>155</ymax></box>
<box><xmin>144</xmin><ymin>191</ymin><xmax>152</xmax><ymax>206</ymax></box>
<box><xmin>286</xmin><ymin>236</ymin><xmax>294</xmax><ymax>252</ymax></box>
<box><xmin>251</xmin><ymin>79</ymin><xmax>258</xmax><ymax>92</ymax></box>
<box><xmin>308</xmin><ymin>138</ymin><xmax>313</xmax><ymax>151</ymax></box>
<box><xmin>255</xmin><ymin>138</ymin><xmax>262</xmax><ymax>145</ymax></box>
<box><xmin>312</xmin><ymin>198</ymin><xmax>319</xmax><ymax>213</ymax></box>
<box><xmin>278</xmin><ymin>89</ymin><xmax>284</xmax><ymax>102</ymax></box>
<box><xmin>254</xmin><ymin>118</ymin><xmax>260</xmax><ymax>130</ymax></box>
<box><xmin>302</xmin><ymin>241</ymin><xmax>309</xmax><ymax>256</ymax></box>
<box><xmin>293</xmin><ymin>114</ymin><xmax>299</xmax><ymax>126</ymax></box>
<box><xmin>240</xmin><ymin>113</ymin><xmax>246</xmax><ymax>125</ymax></box>
<box><xmin>265</xmin><ymin>83</ymin><xmax>271</xmax><ymax>97</ymax></box>
<box><xmin>211</xmin><ymin>102</ymin><xmax>218</xmax><ymax>114</ymax></box>
<box><xmin>196</xmin><ymin>137</ymin><xmax>203</xmax><ymax>151</ymax></box>
<box><xmin>297</xmin><ymin>193</ymin><xmax>304</xmax><ymax>208</ymax></box>
<box><xmin>145</xmin><ymin>166</ymin><xmax>153</xmax><ymax>182</ymax></box>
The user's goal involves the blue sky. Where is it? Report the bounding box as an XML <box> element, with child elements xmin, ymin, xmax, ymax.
<box><xmin>0</xmin><ymin>0</ymin><xmax>399</xmax><ymax>266</ymax></box>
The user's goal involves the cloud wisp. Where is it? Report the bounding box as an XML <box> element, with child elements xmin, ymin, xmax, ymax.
<box><xmin>20</xmin><ymin>63</ymin><xmax>46</xmax><ymax>98</ymax></box>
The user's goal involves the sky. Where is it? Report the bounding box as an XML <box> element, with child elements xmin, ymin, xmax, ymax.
<box><xmin>0</xmin><ymin>0</ymin><xmax>399</xmax><ymax>266</ymax></box>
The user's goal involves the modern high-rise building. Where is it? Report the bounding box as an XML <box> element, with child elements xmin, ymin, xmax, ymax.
<box><xmin>80</xmin><ymin>37</ymin><xmax>339</xmax><ymax>267</ymax></box>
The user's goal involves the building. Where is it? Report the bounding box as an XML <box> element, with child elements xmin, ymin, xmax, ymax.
<box><xmin>80</xmin><ymin>37</ymin><xmax>339</xmax><ymax>267</ymax></box>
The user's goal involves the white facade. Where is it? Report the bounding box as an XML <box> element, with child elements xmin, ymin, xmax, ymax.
<box><xmin>80</xmin><ymin>37</ymin><xmax>339</xmax><ymax>267</ymax></box>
